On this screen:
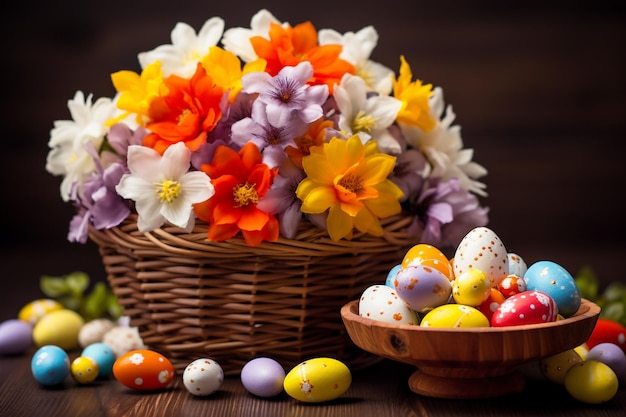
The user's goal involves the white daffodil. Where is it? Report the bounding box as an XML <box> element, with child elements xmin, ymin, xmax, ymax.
<box><xmin>46</xmin><ymin>91</ymin><xmax>118</xmax><ymax>202</ymax></box>
<box><xmin>115</xmin><ymin>142</ymin><xmax>215</xmax><ymax>232</ymax></box>
<box><xmin>137</xmin><ymin>17</ymin><xmax>225</xmax><ymax>78</ymax></box>
<box><xmin>334</xmin><ymin>73</ymin><xmax>402</xmax><ymax>154</ymax></box>
<box><xmin>318</xmin><ymin>26</ymin><xmax>394</xmax><ymax>96</ymax></box>
<box><xmin>401</xmin><ymin>87</ymin><xmax>488</xmax><ymax>196</ymax></box>
<box><xmin>221</xmin><ymin>8</ymin><xmax>282</xmax><ymax>63</ymax></box>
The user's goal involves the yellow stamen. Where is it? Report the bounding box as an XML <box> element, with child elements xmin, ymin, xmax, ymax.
<box><xmin>157</xmin><ymin>180</ymin><xmax>181</xmax><ymax>203</ymax></box>
<box><xmin>352</xmin><ymin>110</ymin><xmax>376</xmax><ymax>133</ymax></box>
<box><xmin>233</xmin><ymin>183</ymin><xmax>258</xmax><ymax>207</ymax></box>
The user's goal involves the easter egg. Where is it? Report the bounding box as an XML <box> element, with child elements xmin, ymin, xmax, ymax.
<box><xmin>78</xmin><ymin>319</ymin><xmax>116</xmax><ymax>348</ymax></box>
<box><xmin>491</xmin><ymin>290</ymin><xmax>558</xmax><ymax>327</ymax></box>
<box><xmin>283</xmin><ymin>357</ymin><xmax>351</xmax><ymax>403</ymax></box>
<box><xmin>539</xmin><ymin>348</ymin><xmax>583</xmax><ymax>384</ymax></box>
<box><xmin>18</xmin><ymin>299</ymin><xmax>64</xmax><ymax>326</ymax></box>
<box><xmin>507</xmin><ymin>253</ymin><xmax>527</xmax><ymax>277</ymax></box>
<box><xmin>564</xmin><ymin>360</ymin><xmax>618</xmax><ymax>404</ymax></box>
<box><xmin>586</xmin><ymin>342</ymin><xmax>626</xmax><ymax>384</ymax></box>
<box><xmin>453</xmin><ymin>227</ymin><xmax>509</xmax><ymax>288</ymax></box>
<box><xmin>31</xmin><ymin>345</ymin><xmax>70</xmax><ymax>386</ymax></box>
<box><xmin>0</xmin><ymin>319</ymin><xmax>33</xmax><ymax>355</ymax></box>
<box><xmin>358</xmin><ymin>285</ymin><xmax>419</xmax><ymax>325</ymax></box>
<box><xmin>102</xmin><ymin>326</ymin><xmax>145</xmax><ymax>357</ymax></box>
<box><xmin>394</xmin><ymin>265</ymin><xmax>451</xmax><ymax>313</ymax></box>
<box><xmin>586</xmin><ymin>318</ymin><xmax>626</xmax><ymax>353</ymax></box>
<box><xmin>420</xmin><ymin>304</ymin><xmax>490</xmax><ymax>328</ymax></box>
<box><xmin>477</xmin><ymin>288</ymin><xmax>506</xmax><ymax>321</ymax></box>
<box><xmin>113</xmin><ymin>349</ymin><xmax>175</xmax><ymax>391</ymax></box>
<box><xmin>497</xmin><ymin>274</ymin><xmax>527</xmax><ymax>298</ymax></box>
<box><xmin>241</xmin><ymin>357</ymin><xmax>285</xmax><ymax>397</ymax></box>
<box><xmin>452</xmin><ymin>268</ymin><xmax>491</xmax><ymax>306</ymax></box>
<box><xmin>33</xmin><ymin>309</ymin><xmax>84</xmax><ymax>350</ymax></box>
<box><xmin>82</xmin><ymin>342</ymin><xmax>117</xmax><ymax>378</ymax></box>
<box><xmin>384</xmin><ymin>264</ymin><xmax>402</xmax><ymax>288</ymax></box>
<box><xmin>183</xmin><ymin>358</ymin><xmax>224</xmax><ymax>396</ymax></box>
<box><xmin>402</xmin><ymin>244</ymin><xmax>453</xmax><ymax>280</ymax></box>
<box><xmin>523</xmin><ymin>260</ymin><xmax>581</xmax><ymax>318</ymax></box>
<box><xmin>71</xmin><ymin>356</ymin><xmax>99</xmax><ymax>384</ymax></box>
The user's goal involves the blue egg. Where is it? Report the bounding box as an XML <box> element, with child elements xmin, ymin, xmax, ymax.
<box><xmin>385</xmin><ymin>264</ymin><xmax>402</xmax><ymax>288</ymax></box>
<box><xmin>31</xmin><ymin>345</ymin><xmax>70</xmax><ymax>386</ymax></box>
<box><xmin>523</xmin><ymin>260</ymin><xmax>581</xmax><ymax>317</ymax></box>
<box><xmin>82</xmin><ymin>342</ymin><xmax>117</xmax><ymax>378</ymax></box>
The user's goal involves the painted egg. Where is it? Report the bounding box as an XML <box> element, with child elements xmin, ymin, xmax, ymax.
<box><xmin>498</xmin><ymin>274</ymin><xmax>527</xmax><ymax>298</ymax></box>
<box><xmin>477</xmin><ymin>288</ymin><xmax>506</xmax><ymax>321</ymax></box>
<box><xmin>71</xmin><ymin>356</ymin><xmax>99</xmax><ymax>384</ymax></box>
<box><xmin>453</xmin><ymin>227</ymin><xmax>509</xmax><ymax>288</ymax></box>
<box><xmin>78</xmin><ymin>318</ymin><xmax>116</xmax><ymax>348</ymax></box>
<box><xmin>524</xmin><ymin>260</ymin><xmax>581</xmax><ymax>318</ymax></box>
<box><xmin>0</xmin><ymin>319</ymin><xmax>33</xmax><ymax>355</ymax></box>
<box><xmin>31</xmin><ymin>345</ymin><xmax>70</xmax><ymax>386</ymax></box>
<box><xmin>384</xmin><ymin>264</ymin><xmax>402</xmax><ymax>288</ymax></box>
<box><xmin>491</xmin><ymin>290</ymin><xmax>558</xmax><ymax>327</ymax></box>
<box><xmin>183</xmin><ymin>358</ymin><xmax>224</xmax><ymax>396</ymax></box>
<box><xmin>240</xmin><ymin>357</ymin><xmax>285</xmax><ymax>397</ymax></box>
<box><xmin>420</xmin><ymin>304</ymin><xmax>490</xmax><ymax>328</ymax></box>
<box><xmin>507</xmin><ymin>253</ymin><xmax>527</xmax><ymax>277</ymax></box>
<box><xmin>359</xmin><ymin>285</ymin><xmax>419</xmax><ymax>325</ymax></box>
<box><xmin>402</xmin><ymin>244</ymin><xmax>453</xmax><ymax>281</ymax></box>
<box><xmin>283</xmin><ymin>357</ymin><xmax>351</xmax><ymax>403</ymax></box>
<box><xmin>113</xmin><ymin>349</ymin><xmax>175</xmax><ymax>391</ymax></box>
<box><xmin>586</xmin><ymin>342</ymin><xmax>626</xmax><ymax>384</ymax></box>
<box><xmin>585</xmin><ymin>318</ymin><xmax>626</xmax><ymax>354</ymax></box>
<box><xmin>574</xmin><ymin>343</ymin><xmax>589</xmax><ymax>360</ymax></box>
<box><xmin>18</xmin><ymin>299</ymin><xmax>64</xmax><ymax>326</ymax></box>
<box><xmin>452</xmin><ymin>268</ymin><xmax>491</xmax><ymax>306</ymax></box>
<box><xmin>394</xmin><ymin>265</ymin><xmax>451</xmax><ymax>313</ymax></box>
<box><xmin>564</xmin><ymin>360</ymin><xmax>618</xmax><ymax>404</ymax></box>
<box><xmin>82</xmin><ymin>342</ymin><xmax>117</xmax><ymax>378</ymax></box>
<box><xmin>102</xmin><ymin>326</ymin><xmax>145</xmax><ymax>357</ymax></box>
<box><xmin>33</xmin><ymin>309</ymin><xmax>84</xmax><ymax>350</ymax></box>
<box><xmin>540</xmin><ymin>348</ymin><xmax>583</xmax><ymax>384</ymax></box>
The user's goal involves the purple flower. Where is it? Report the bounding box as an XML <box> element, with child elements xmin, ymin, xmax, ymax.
<box><xmin>100</xmin><ymin>123</ymin><xmax>147</xmax><ymax>167</ymax></box>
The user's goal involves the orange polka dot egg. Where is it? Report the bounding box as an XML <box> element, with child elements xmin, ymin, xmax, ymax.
<box><xmin>112</xmin><ymin>349</ymin><xmax>175</xmax><ymax>391</ymax></box>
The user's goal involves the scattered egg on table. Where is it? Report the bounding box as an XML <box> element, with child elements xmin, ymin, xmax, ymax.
<box><xmin>182</xmin><ymin>358</ymin><xmax>224</xmax><ymax>396</ymax></box>
<box><xmin>394</xmin><ymin>265</ymin><xmax>451</xmax><ymax>313</ymax></box>
<box><xmin>564</xmin><ymin>360</ymin><xmax>618</xmax><ymax>404</ymax></box>
<box><xmin>586</xmin><ymin>342</ymin><xmax>626</xmax><ymax>384</ymax></box>
<box><xmin>491</xmin><ymin>290</ymin><xmax>558</xmax><ymax>327</ymax></box>
<box><xmin>102</xmin><ymin>326</ymin><xmax>145</xmax><ymax>357</ymax></box>
<box><xmin>539</xmin><ymin>348</ymin><xmax>583</xmax><ymax>384</ymax></box>
<box><xmin>359</xmin><ymin>285</ymin><xmax>419</xmax><ymax>325</ymax></box>
<box><xmin>33</xmin><ymin>309</ymin><xmax>84</xmax><ymax>350</ymax></box>
<box><xmin>113</xmin><ymin>349</ymin><xmax>175</xmax><ymax>391</ymax></box>
<box><xmin>0</xmin><ymin>319</ymin><xmax>33</xmax><ymax>355</ymax></box>
<box><xmin>240</xmin><ymin>357</ymin><xmax>285</xmax><ymax>397</ymax></box>
<box><xmin>82</xmin><ymin>342</ymin><xmax>117</xmax><ymax>378</ymax></box>
<box><xmin>18</xmin><ymin>299</ymin><xmax>64</xmax><ymax>326</ymax></box>
<box><xmin>586</xmin><ymin>318</ymin><xmax>626</xmax><ymax>354</ymax></box>
<box><xmin>402</xmin><ymin>243</ymin><xmax>454</xmax><ymax>281</ymax></box>
<box><xmin>283</xmin><ymin>357</ymin><xmax>351</xmax><ymax>403</ymax></box>
<box><xmin>453</xmin><ymin>227</ymin><xmax>509</xmax><ymax>288</ymax></box>
<box><xmin>420</xmin><ymin>304</ymin><xmax>489</xmax><ymax>328</ymax></box>
<box><xmin>452</xmin><ymin>268</ymin><xmax>491</xmax><ymax>306</ymax></box>
<box><xmin>71</xmin><ymin>356</ymin><xmax>99</xmax><ymax>384</ymax></box>
<box><xmin>524</xmin><ymin>260</ymin><xmax>581</xmax><ymax>318</ymax></box>
<box><xmin>78</xmin><ymin>318</ymin><xmax>116</xmax><ymax>348</ymax></box>
<box><xmin>31</xmin><ymin>345</ymin><xmax>70</xmax><ymax>387</ymax></box>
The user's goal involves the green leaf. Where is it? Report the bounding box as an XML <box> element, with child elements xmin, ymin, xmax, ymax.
<box><xmin>107</xmin><ymin>293</ymin><xmax>123</xmax><ymax>320</ymax></box>
<box><xmin>65</xmin><ymin>271</ymin><xmax>90</xmax><ymax>298</ymax></box>
<box><xmin>602</xmin><ymin>282</ymin><xmax>626</xmax><ymax>302</ymax></box>
<box><xmin>40</xmin><ymin>275</ymin><xmax>71</xmax><ymax>298</ymax></box>
<box><xmin>83</xmin><ymin>282</ymin><xmax>108</xmax><ymax>321</ymax></box>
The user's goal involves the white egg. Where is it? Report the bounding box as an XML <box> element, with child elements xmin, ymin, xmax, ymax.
<box><xmin>358</xmin><ymin>285</ymin><xmax>419</xmax><ymax>325</ymax></box>
<box><xmin>507</xmin><ymin>253</ymin><xmax>528</xmax><ymax>277</ymax></box>
<box><xmin>453</xmin><ymin>227</ymin><xmax>509</xmax><ymax>287</ymax></box>
<box><xmin>183</xmin><ymin>358</ymin><xmax>224</xmax><ymax>396</ymax></box>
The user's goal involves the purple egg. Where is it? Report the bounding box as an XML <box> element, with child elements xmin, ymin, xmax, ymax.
<box><xmin>241</xmin><ymin>357</ymin><xmax>285</xmax><ymax>397</ymax></box>
<box><xmin>394</xmin><ymin>265</ymin><xmax>451</xmax><ymax>313</ymax></box>
<box><xmin>0</xmin><ymin>319</ymin><xmax>33</xmax><ymax>355</ymax></box>
<box><xmin>586</xmin><ymin>342</ymin><xmax>626</xmax><ymax>383</ymax></box>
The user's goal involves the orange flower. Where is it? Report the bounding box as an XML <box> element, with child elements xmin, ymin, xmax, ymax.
<box><xmin>143</xmin><ymin>63</ymin><xmax>224</xmax><ymax>155</ymax></box>
<box><xmin>250</xmin><ymin>21</ymin><xmax>355</xmax><ymax>94</ymax></box>
<box><xmin>285</xmin><ymin>117</ymin><xmax>333</xmax><ymax>168</ymax></box>
<box><xmin>195</xmin><ymin>142</ymin><xmax>279</xmax><ymax>246</ymax></box>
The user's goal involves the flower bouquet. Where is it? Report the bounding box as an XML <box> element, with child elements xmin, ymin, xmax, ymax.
<box><xmin>46</xmin><ymin>9</ymin><xmax>489</xmax><ymax>373</ymax></box>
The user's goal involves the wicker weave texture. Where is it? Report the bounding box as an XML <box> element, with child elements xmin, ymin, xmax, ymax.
<box><xmin>89</xmin><ymin>214</ymin><xmax>418</xmax><ymax>374</ymax></box>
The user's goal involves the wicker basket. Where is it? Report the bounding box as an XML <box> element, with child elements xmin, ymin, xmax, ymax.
<box><xmin>88</xmin><ymin>213</ymin><xmax>419</xmax><ymax>374</ymax></box>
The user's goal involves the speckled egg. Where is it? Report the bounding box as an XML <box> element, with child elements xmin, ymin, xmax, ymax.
<box><xmin>113</xmin><ymin>349</ymin><xmax>175</xmax><ymax>391</ymax></box>
<box><xmin>82</xmin><ymin>342</ymin><xmax>117</xmax><ymax>378</ymax></box>
<box><xmin>540</xmin><ymin>348</ymin><xmax>583</xmax><ymax>384</ymax></box>
<box><xmin>394</xmin><ymin>265</ymin><xmax>451</xmax><ymax>313</ymax></box>
<box><xmin>359</xmin><ymin>285</ymin><xmax>419</xmax><ymax>325</ymax></box>
<box><xmin>78</xmin><ymin>319</ymin><xmax>116</xmax><ymax>348</ymax></box>
<box><xmin>402</xmin><ymin>244</ymin><xmax>453</xmax><ymax>281</ymax></box>
<box><xmin>420</xmin><ymin>304</ymin><xmax>490</xmax><ymax>328</ymax></box>
<box><xmin>0</xmin><ymin>319</ymin><xmax>33</xmax><ymax>355</ymax></box>
<box><xmin>524</xmin><ymin>260</ymin><xmax>581</xmax><ymax>318</ymax></box>
<box><xmin>507</xmin><ymin>253</ymin><xmax>527</xmax><ymax>277</ymax></box>
<box><xmin>71</xmin><ymin>356</ymin><xmax>99</xmax><ymax>384</ymax></box>
<box><xmin>453</xmin><ymin>227</ymin><xmax>509</xmax><ymax>288</ymax></box>
<box><xmin>31</xmin><ymin>345</ymin><xmax>70</xmax><ymax>386</ymax></box>
<box><xmin>102</xmin><ymin>326</ymin><xmax>145</xmax><ymax>357</ymax></box>
<box><xmin>283</xmin><ymin>357</ymin><xmax>351</xmax><ymax>403</ymax></box>
<box><xmin>241</xmin><ymin>357</ymin><xmax>285</xmax><ymax>397</ymax></box>
<box><xmin>18</xmin><ymin>299</ymin><xmax>64</xmax><ymax>326</ymax></box>
<box><xmin>498</xmin><ymin>274</ymin><xmax>527</xmax><ymax>298</ymax></box>
<box><xmin>33</xmin><ymin>309</ymin><xmax>84</xmax><ymax>350</ymax></box>
<box><xmin>183</xmin><ymin>358</ymin><xmax>224</xmax><ymax>396</ymax></box>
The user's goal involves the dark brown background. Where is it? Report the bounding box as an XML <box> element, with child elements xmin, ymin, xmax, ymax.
<box><xmin>1</xmin><ymin>0</ymin><xmax>624</xmax><ymax>317</ymax></box>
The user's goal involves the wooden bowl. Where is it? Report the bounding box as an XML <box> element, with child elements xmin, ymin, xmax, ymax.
<box><xmin>341</xmin><ymin>298</ymin><xmax>600</xmax><ymax>399</ymax></box>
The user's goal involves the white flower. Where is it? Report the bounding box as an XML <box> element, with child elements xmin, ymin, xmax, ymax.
<box><xmin>400</xmin><ymin>87</ymin><xmax>488</xmax><ymax>196</ymax></box>
<box><xmin>46</xmin><ymin>91</ymin><xmax>118</xmax><ymax>201</ymax></box>
<box><xmin>115</xmin><ymin>142</ymin><xmax>215</xmax><ymax>232</ymax></box>
<box><xmin>334</xmin><ymin>73</ymin><xmax>402</xmax><ymax>154</ymax></box>
<box><xmin>221</xmin><ymin>9</ymin><xmax>282</xmax><ymax>62</ymax></box>
<box><xmin>137</xmin><ymin>17</ymin><xmax>225</xmax><ymax>78</ymax></box>
<box><xmin>319</xmin><ymin>26</ymin><xmax>394</xmax><ymax>95</ymax></box>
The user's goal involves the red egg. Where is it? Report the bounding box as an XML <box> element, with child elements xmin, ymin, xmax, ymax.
<box><xmin>477</xmin><ymin>288</ymin><xmax>506</xmax><ymax>321</ymax></box>
<box><xmin>586</xmin><ymin>318</ymin><xmax>626</xmax><ymax>354</ymax></box>
<box><xmin>497</xmin><ymin>274</ymin><xmax>527</xmax><ymax>298</ymax></box>
<box><xmin>491</xmin><ymin>290</ymin><xmax>558</xmax><ymax>327</ymax></box>
<box><xmin>113</xmin><ymin>349</ymin><xmax>175</xmax><ymax>391</ymax></box>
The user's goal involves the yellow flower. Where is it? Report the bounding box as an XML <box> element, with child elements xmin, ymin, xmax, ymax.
<box><xmin>392</xmin><ymin>55</ymin><xmax>436</xmax><ymax>131</ymax></box>
<box><xmin>296</xmin><ymin>135</ymin><xmax>404</xmax><ymax>241</ymax></box>
<box><xmin>110</xmin><ymin>61</ymin><xmax>168</xmax><ymax>126</ymax></box>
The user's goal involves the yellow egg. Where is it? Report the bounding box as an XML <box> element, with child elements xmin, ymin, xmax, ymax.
<box><xmin>574</xmin><ymin>343</ymin><xmax>589</xmax><ymax>360</ymax></box>
<box><xmin>564</xmin><ymin>360</ymin><xmax>618</xmax><ymax>404</ymax></box>
<box><xmin>18</xmin><ymin>299</ymin><xmax>64</xmax><ymax>325</ymax></box>
<box><xmin>283</xmin><ymin>357</ymin><xmax>351</xmax><ymax>402</ymax></box>
<box><xmin>33</xmin><ymin>309</ymin><xmax>84</xmax><ymax>350</ymax></box>
<box><xmin>71</xmin><ymin>356</ymin><xmax>99</xmax><ymax>384</ymax></box>
<box><xmin>452</xmin><ymin>269</ymin><xmax>491</xmax><ymax>306</ymax></box>
<box><xmin>420</xmin><ymin>304</ymin><xmax>490</xmax><ymax>328</ymax></box>
<box><xmin>540</xmin><ymin>348</ymin><xmax>583</xmax><ymax>384</ymax></box>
